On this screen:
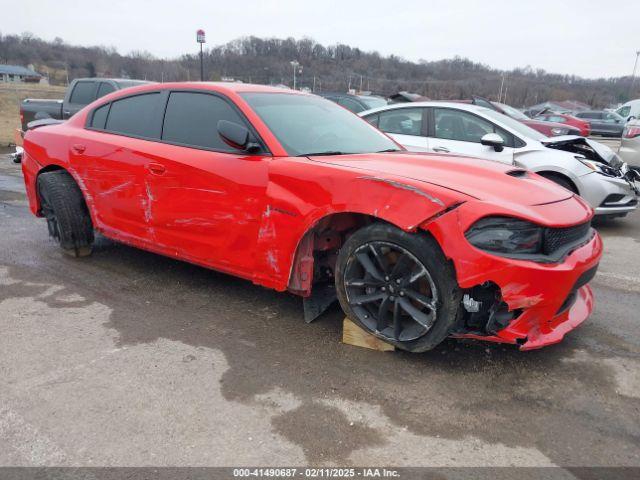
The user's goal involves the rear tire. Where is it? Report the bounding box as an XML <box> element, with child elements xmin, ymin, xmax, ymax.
<box><xmin>335</xmin><ymin>223</ymin><xmax>461</xmax><ymax>352</ymax></box>
<box><xmin>37</xmin><ymin>170</ymin><xmax>94</xmax><ymax>257</ymax></box>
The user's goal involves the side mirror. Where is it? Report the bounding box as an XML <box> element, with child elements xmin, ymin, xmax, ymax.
<box><xmin>217</xmin><ymin>120</ymin><xmax>260</xmax><ymax>152</ymax></box>
<box><xmin>480</xmin><ymin>133</ymin><xmax>505</xmax><ymax>152</ymax></box>
<box><xmin>628</xmin><ymin>116</ymin><xmax>636</xmax><ymax>122</ymax></box>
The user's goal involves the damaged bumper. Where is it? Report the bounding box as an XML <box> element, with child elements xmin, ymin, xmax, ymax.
<box><xmin>422</xmin><ymin>199</ymin><xmax>602</xmax><ymax>350</ymax></box>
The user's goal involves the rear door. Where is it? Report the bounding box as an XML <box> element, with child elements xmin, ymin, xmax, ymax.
<box><xmin>428</xmin><ymin>107</ymin><xmax>515</xmax><ymax>164</ymax></box>
<box><xmin>64</xmin><ymin>81</ymin><xmax>97</xmax><ymax>119</ymax></box>
<box><xmin>146</xmin><ymin>90</ymin><xmax>271</xmax><ymax>274</ymax></box>
<box><xmin>365</xmin><ymin>107</ymin><xmax>429</xmax><ymax>151</ymax></box>
<box><xmin>71</xmin><ymin>91</ymin><xmax>164</xmax><ymax>242</ymax></box>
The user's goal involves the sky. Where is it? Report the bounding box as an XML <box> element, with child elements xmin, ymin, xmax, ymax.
<box><xmin>2</xmin><ymin>0</ymin><xmax>638</xmax><ymax>79</ymax></box>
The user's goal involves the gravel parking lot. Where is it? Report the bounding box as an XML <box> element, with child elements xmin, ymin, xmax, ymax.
<box><xmin>0</xmin><ymin>150</ymin><xmax>638</xmax><ymax>469</ymax></box>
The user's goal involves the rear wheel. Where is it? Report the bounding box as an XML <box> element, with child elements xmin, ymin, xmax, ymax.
<box><xmin>335</xmin><ymin>223</ymin><xmax>461</xmax><ymax>352</ymax></box>
<box><xmin>37</xmin><ymin>170</ymin><xmax>94</xmax><ymax>257</ymax></box>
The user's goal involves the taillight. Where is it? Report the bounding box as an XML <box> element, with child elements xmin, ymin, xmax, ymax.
<box><xmin>624</xmin><ymin>126</ymin><xmax>640</xmax><ymax>138</ymax></box>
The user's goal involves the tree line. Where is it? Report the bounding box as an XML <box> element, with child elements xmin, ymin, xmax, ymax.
<box><xmin>0</xmin><ymin>32</ymin><xmax>637</xmax><ymax>108</ymax></box>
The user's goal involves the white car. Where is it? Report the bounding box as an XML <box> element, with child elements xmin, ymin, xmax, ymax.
<box><xmin>360</xmin><ymin>102</ymin><xmax>639</xmax><ymax>219</ymax></box>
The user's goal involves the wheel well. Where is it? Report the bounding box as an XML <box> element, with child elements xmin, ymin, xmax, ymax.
<box><xmin>35</xmin><ymin>166</ymin><xmax>82</xmax><ymax>214</ymax></box>
<box><xmin>536</xmin><ymin>171</ymin><xmax>579</xmax><ymax>194</ymax></box>
<box><xmin>288</xmin><ymin>213</ymin><xmax>379</xmax><ymax>295</ymax></box>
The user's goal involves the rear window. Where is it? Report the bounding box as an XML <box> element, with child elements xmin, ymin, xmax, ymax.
<box><xmin>161</xmin><ymin>91</ymin><xmax>247</xmax><ymax>151</ymax></box>
<box><xmin>69</xmin><ymin>82</ymin><xmax>96</xmax><ymax>105</ymax></box>
<box><xmin>105</xmin><ymin>93</ymin><xmax>161</xmax><ymax>139</ymax></box>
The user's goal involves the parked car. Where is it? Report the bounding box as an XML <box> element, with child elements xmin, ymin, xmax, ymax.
<box><xmin>457</xmin><ymin>97</ymin><xmax>582</xmax><ymax>137</ymax></box>
<box><xmin>22</xmin><ymin>82</ymin><xmax>602</xmax><ymax>352</ymax></box>
<box><xmin>10</xmin><ymin>78</ymin><xmax>149</xmax><ymax>163</ymax></box>
<box><xmin>534</xmin><ymin>112</ymin><xmax>591</xmax><ymax>137</ymax></box>
<box><xmin>573</xmin><ymin>110</ymin><xmax>625</xmax><ymax>137</ymax></box>
<box><xmin>616</xmin><ymin>99</ymin><xmax>640</xmax><ymax>122</ymax></box>
<box><xmin>490</xmin><ymin>101</ymin><xmax>582</xmax><ymax>137</ymax></box>
<box><xmin>317</xmin><ymin>92</ymin><xmax>387</xmax><ymax>113</ymax></box>
<box><xmin>360</xmin><ymin>102</ymin><xmax>639</xmax><ymax>218</ymax></box>
<box><xmin>618</xmin><ymin>119</ymin><xmax>640</xmax><ymax>166</ymax></box>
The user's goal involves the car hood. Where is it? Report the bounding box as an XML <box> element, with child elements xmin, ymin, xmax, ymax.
<box><xmin>541</xmin><ymin>135</ymin><xmax>623</xmax><ymax>167</ymax></box>
<box><xmin>310</xmin><ymin>152</ymin><xmax>573</xmax><ymax>206</ymax></box>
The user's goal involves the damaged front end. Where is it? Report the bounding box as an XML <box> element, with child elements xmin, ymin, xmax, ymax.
<box><xmin>543</xmin><ymin>136</ymin><xmax>640</xmax><ymax>193</ymax></box>
<box><xmin>421</xmin><ymin>197</ymin><xmax>602</xmax><ymax>350</ymax></box>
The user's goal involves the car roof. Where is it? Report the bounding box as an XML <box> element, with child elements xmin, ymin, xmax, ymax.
<box><xmin>105</xmin><ymin>81</ymin><xmax>303</xmax><ymax>97</ymax></box>
<box><xmin>360</xmin><ymin>101</ymin><xmax>493</xmax><ymax>116</ymax></box>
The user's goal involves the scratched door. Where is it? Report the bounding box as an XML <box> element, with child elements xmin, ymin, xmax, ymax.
<box><xmin>146</xmin><ymin>91</ymin><xmax>271</xmax><ymax>275</ymax></box>
<box><xmin>145</xmin><ymin>143</ymin><xmax>270</xmax><ymax>275</ymax></box>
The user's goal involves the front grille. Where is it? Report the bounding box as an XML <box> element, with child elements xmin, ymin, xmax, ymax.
<box><xmin>543</xmin><ymin>221</ymin><xmax>592</xmax><ymax>256</ymax></box>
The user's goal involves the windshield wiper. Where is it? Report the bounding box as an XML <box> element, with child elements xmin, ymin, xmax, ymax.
<box><xmin>297</xmin><ymin>151</ymin><xmax>346</xmax><ymax>157</ymax></box>
<box><xmin>376</xmin><ymin>148</ymin><xmax>402</xmax><ymax>153</ymax></box>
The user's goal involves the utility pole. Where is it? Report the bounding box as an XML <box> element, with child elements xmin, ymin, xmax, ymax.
<box><xmin>290</xmin><ymin>60</ymin><xmax>300</xmax><ymax>90</ymax></box>
<box><xmin>629</xmin><ymin>50</ymin><xmax>640</xmax><ymax>100</ymax></box>
<box><xmin>196</xmin><ymin>29</ymin><xmax>206</xmax><ymax>81</ymax></box>
<box><xmin>498</xmin><ymin>73</ymin><xmax>505</xmax><ymax>102</ymax></box>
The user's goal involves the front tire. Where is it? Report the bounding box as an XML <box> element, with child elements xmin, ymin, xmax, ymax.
<box><xmin>335</xmin><ymin>223</ymin><xmax>461</xmax><ymax>352</ymax></box>
<box><xmin>37</xmin><ymin>170</ymin><xmax>94</xmax><ymax>257</ymax></box>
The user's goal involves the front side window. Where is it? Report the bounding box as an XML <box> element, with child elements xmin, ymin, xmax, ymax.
<box><xmin>162</xmin><ymin>92</ymin><xmax>247</xmax><ymax>151</ymax></box>
<box><xmin>618</xmin><ymin>106</ymin><xmax>631</xmax><ymax>118</ymax></box>
<box><xmin>105</xmin><ymin>92</ymin><xmax>161</xmax><ymax>139</ymax></box>
<box><xmin>241</xmin><ymin>93</ymin><xmax>400</xmax><ymax>156</ymax></box>
<box><xmin>434</xmin><ymin>108</ymin><xmax>510</xmax><ymax>144</ymax></box>
<box><xmin>378</xmin><ymin>108</ymin><xmax>423</xmax><ymax>136</ymax></box>
<box><xmin>548</xmin><ymin>116</ymin><xmax>566</xmax><ymax>123</ymax></box>
<box><xmin>69</xmin><ymin>81</ymin><xmax>96</xmax><ymax>105</ymax></box>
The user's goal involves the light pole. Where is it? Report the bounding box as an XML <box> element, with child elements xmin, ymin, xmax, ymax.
<box><xmin>290</xmin><ymin>60</ymin><xmax>300</xmax><ymax>90</ymax></box>
<box><xmin>629</xmin><ymin>50</ymin><xmax>640</xmax><ymax>100</ymax></box>
<box><xmin>196</xmin><ymin>29</ymin><xmax>206</xmax><ymax>81</ymax></box>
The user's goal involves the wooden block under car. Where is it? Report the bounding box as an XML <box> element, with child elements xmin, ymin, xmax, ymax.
<box><xmin>342</xmin><ymin>317</ymin><xmax>395</xmax><ymax>352</ymax></box>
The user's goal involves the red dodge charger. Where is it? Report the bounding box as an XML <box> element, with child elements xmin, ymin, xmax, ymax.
<box><xmin>21</xmin><ymin>83</ymin><xmax>602</xmax><ymax>352</ymax></box>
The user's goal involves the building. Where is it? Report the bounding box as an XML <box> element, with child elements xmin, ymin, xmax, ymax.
<box><xmin>0</xmin><ymin>65</ymin><xmax>42</xmax><ymax>83</ymax></box>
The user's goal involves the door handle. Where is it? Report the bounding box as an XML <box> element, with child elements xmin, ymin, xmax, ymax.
<box><xmin>433</xmin><ymin>146</ymin><xmax>450</xmax><ymax>153</ymax></box>
<box><xmin>147</xmin><ymin>163</ymin><xmax>166</xmax><ymax>175</ymax></box>
<box><xmin>71</xmin><ymin>144</ymin><xmax>86</xmax><ymax>154</ymax></box>
<box><xmin>63</xmin><ymin>110</ymin><xmax>71</xmax><ymax>117</ymax></box>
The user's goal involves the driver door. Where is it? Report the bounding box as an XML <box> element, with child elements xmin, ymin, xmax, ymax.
<box><xmin>428</xmin><ymin>107</ymin><xmax>515</xmax><ymax>164</ymax></box>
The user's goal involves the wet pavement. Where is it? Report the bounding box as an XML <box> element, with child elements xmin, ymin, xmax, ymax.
<box><xmin>0</xmin><ymin>152</ymin><xmax>638</xmax><ymax>468</ymax></box>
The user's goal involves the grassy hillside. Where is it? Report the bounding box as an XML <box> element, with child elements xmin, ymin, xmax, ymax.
<box><xmin>0</xmin><ymin>83</ymin><xmax>66</xmax><ymax>146</ymax></box>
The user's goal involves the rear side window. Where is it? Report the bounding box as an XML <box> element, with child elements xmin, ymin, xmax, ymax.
<box><xmin>161</xmin><ymin>92</ymin><xmax>247</xmax><ymax>151</ymax></box>
<box><xmin>105</xmin><ymin>93</ymin><xmax>162</xmax><ymax>139</ymax></box>
<box><xmin>90</xmin><ymin>103</ymin><xmax>110</xmax><ymax>129</ymax></box>
<box><xmin>69</xmin><ymin>82</ymin><xmax>96</xmax><ymax>105</ymax></box>
<box><xmin>378</xmin><ymin>108</ymin><xmax>423</xmax><ymax>136</ymax></box>
<box><xmin>96</xmin><ymin>82</ymin><xmax>116</xmax><ymax>99</ymax></box>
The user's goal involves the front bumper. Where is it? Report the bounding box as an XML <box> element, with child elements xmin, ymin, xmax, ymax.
<box><xmin>422</xmin><ymin>199</ymin><xmax>602</xmax><ymax>350</ymax></box>
<box><xmin>578</xmin><ymin>172</ymin><xmax>638</xmax><ymax>216</ymax></box>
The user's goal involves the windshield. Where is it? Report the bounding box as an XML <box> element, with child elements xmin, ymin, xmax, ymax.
<box><xmin>241</xmin><ymin>92</ymin><xmax>400</xmax><ymax>156</ymax></box>
<box><xmin>482</xmin><ymin>109</ymin><xmax>547</xmax><ymax>141</ymax></box>
<box><xmin>494</xmin><ymin>102</ymin><xmax>530</xmax><ymax>121</ymax></box>
<box><xmin>358</xmin><ymin>95</ymin><xmax>388</xmax><ymax>110</ymax></box>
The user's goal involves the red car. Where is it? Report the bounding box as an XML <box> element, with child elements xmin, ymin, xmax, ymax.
<box><xmin>21</xmin><ymin>83</ymin><xmax>602</xmax><ymax>352</ymax></box>
<box><xmin>534</xmin><ymin>112</ymin><xmax>592</xmax><ymax>137</ymax></box>
<box><xmin>491</xmin><ymin>102</ymin><xmax>583</xmax><ymax>137</ymax></box>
